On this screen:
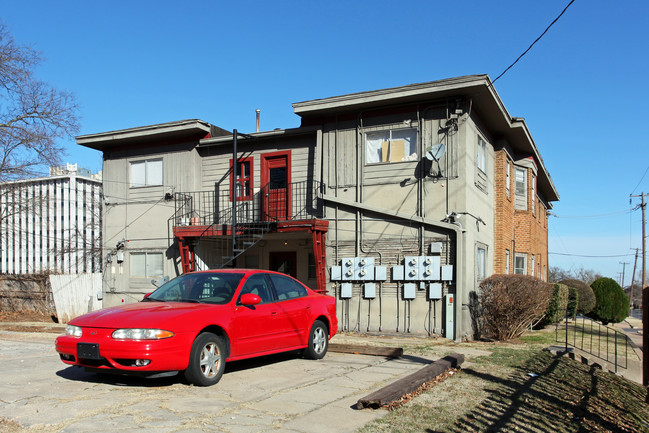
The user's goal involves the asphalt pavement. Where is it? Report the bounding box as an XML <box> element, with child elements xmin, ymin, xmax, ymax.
<box><xmin>0</xmin><ymin>328</ymin><xmax>439</xmax><ymax>433</ymax></box>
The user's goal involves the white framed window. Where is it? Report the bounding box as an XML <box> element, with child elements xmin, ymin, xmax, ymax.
<box><xmin>130</xmin><ymin>159</ymin><xmax>163</xmax><ymax>187</ymax></box>
<box><xmin>514</xmin><ymin>167</ymin><xmax>527</xmax><ymax>210</ymax></box>
<box><xmin>514</xmin><ymin>253</ymin><xmax>527</xmax><ymax>275</ymax></box>
<box><xmin>365</xmin><ymin>128</ymin><xmax>417</xmax><ymax>164</ymax></box>
<box><xmin>531</xmin><ymin>175</ymin><xmax>536</xmax><ymax>214</ymax></box>
<box><xmin>505</xmin><ymin>249</ymin><xmax>510</xmax><ymax>274</ymax></box>
<box><xmin>476</xmin><ymin>244</ymin><xmax>487</xmax><ymax>282</ymax></box>
<box><xmin>130</xmin><ymin>252</ymin><xmax>164</xmax><ymax>278</ymax></box>
<box><xmin>506</xmin><ymin>160</ymin><xmax>511</xmax><ymax>197</ymax></box>
<box><xmin>477</xmin><ymin>136</ymin><xmax>486</xmax><ymax>173</ymax></box>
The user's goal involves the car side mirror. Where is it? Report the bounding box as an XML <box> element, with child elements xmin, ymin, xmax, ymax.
<box><xmin>240</xmin><ymin>293</ymin><xmax>261</xmax><ymax>306</ymax></box>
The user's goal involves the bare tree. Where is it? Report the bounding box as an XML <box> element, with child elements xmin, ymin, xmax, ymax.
<box><xmin>0</xmin><ymin>23</ymin><xmax>79</xmax><ymax>183</ymax></box>
<box><xmin>548</xmin><ymin>265</ymin><xmax>602</xmax><ymax>285</ymax></box>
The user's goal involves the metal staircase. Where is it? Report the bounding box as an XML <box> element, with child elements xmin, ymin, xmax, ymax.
<box><xmin>172</xmin><ymin>180</ymin><xmax>324</xmax><ymax>273</ymax></box>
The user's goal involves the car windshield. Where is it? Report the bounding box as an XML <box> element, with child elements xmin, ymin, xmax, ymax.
<box><xmin>145</xmin><ymin>273</ymin><xmax>244</xmax><ymax>304</ymax></box>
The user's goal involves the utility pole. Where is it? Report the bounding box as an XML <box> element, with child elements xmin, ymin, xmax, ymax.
<box><xmin>620</xmin><ymin>261</ymin><xmax>629</xmax><ymax>292</ymax></box>
<box><xmin>630</xmin><ymin>192</ymin><xmax>647</xmax><ymax>393</ymax></box>
<box><xmin>631</xmin><ymin>248</ymin><xmax>639</xmax><ymax>307</ymax></box>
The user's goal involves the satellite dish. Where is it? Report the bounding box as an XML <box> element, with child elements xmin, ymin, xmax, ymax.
<box><xmin>425</xmin><ymin>143</ymin><xmax>446</xmax><ymax>161</ymax></box>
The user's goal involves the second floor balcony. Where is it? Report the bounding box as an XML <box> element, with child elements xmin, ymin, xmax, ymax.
<box><xmin>172</xmin><ymin>180</ymin><xmax>325</xmax><ymax>233</ymax></box>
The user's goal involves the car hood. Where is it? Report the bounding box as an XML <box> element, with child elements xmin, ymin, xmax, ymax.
<box><xmin>69</xmin><ymin>302</ymin><xmax>225</xmax><ymax>330</ymax></box>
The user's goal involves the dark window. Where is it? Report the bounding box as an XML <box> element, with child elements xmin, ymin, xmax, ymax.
<box><xmin>269</xmin><ymin>274</ymin><xmax>307</xmax><ymax>301</ymax></box>
<box><xmin>239</xmin><ymin>274</ymin><xmax>274</xmax><ymax>304</ymax></box>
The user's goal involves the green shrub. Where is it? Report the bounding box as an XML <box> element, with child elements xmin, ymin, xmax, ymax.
<box><xmin>567</xmin><ymin>286</ymin><xmax>578</xmax><ymax>319</ymax></box>
<box><xmin>537</xmin><ymin>283</ymin><xmax>569</xmax><ymax>327</ymax></box>
<box><xmin>590</xmin><ymin>277</ymin><xmax>629</xmax><ymax>325</ymax></box>
<box><xmin>560</xmin><ymin>278</ymin><xmax>596</xmax><ymax>315</ymax></box>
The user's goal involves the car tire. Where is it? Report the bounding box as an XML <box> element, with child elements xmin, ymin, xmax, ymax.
<box><xmin>304</xmin><ymin>320</ymin><xmax>328</xmax><ymax>360</ymax></box>
<box><xmin>184</xmin><ymin>332</ymin><xmax>227</xmax><ymax>386</ymax></box>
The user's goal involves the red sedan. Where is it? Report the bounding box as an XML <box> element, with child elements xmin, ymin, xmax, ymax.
<box><xmin>55</xmin><ymin>269</ymin><xmax>337</xmax><ymax>386</ymax></box>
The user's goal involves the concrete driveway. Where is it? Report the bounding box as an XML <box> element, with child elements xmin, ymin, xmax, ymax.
<box><xmin>0</xmin><ymin>329</ymin><xmax>433</xmax><ymax>433</ymax></box>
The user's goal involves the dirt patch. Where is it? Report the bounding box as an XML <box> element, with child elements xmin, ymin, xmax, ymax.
<box><xmin>0</xmin><ymin>310</ymin><xmax>62</xmax><ymax>333</ymax></box>
<box><xmin>0</xmin><ymin>310</ymin><xmax>57</xmax><ymax>322</ymax></box>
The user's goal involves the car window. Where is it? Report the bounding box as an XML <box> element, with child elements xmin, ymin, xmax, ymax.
<box><xmin>147</xmin><ymin>273</ymin><xmax>243</xmax><ymax>304</ymax></box>
<box><xmin>269</xmin><ymin>274</ymin><xmax>307</xmax><ymax>301</ymax></box>
<box><xmin>238</xmin><ymin>274</ymin><xmax>274</xmax><ymax>304</ymax></box>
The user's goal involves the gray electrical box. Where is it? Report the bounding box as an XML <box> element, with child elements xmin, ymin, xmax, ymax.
<box><xmin>363</xmin><ymin>283</ymin><xmax>376</xmax><ymax>299</ymax></box>
<box><xmin>341</xmin><ymin>258</ymin><xmax>355</xmax><ymax>281</ymax></box>
<box><xmin>330</xmin><ymin>266</ymin><xmax>342</xmax><ymax>281</ymax></box>
<box><xmin>340</xmin><ymin>283</ymin><xmax>352</xmax><ymax>299</ymax></box>
<box><xmin>403</xmin><ymin>283</ymin><xmax>416</xmax><ymax>300</ymax></box>
<box><xmin>392</xmin><ymin>266</ymin><xmax>405</xmax><ymax>281</ymax></box>
<box><xmin>355</xmin><ymin>257</ymin><xmax>374</xmax><ymax>281</ymax></box>
<box><xmin>405</xmin><ymin>255</ymin><xmax>440</xmax><ymax>281</ymax></box>
<box><xmin>428</xmin><ymin>283</ymin><xmax>442</xmax><ymax>300</ymax></box>
<box><xmin>430</xmin><ymin>242</ymin><xmax>443</xmax><ymax>254</ymax></box>
<box><xmin>441</xmin><ymin>265</ymin><xmax>453</xmax><ymax>281</ymax></box>
<box><xmin>374</xmin><ymin>266</ymin><xmax>387</xmax><ymax>281</ymax></box>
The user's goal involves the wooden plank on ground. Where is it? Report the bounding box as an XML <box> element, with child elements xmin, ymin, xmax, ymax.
<box><xmin>328</xmin><ymin>343</ymin><xmax>403</xmax><ymax>358</ymax></box>
<box><xmin>356</xmin><ymin>353</ymin><xmax>465</xmax><ymax>409</ymax></box>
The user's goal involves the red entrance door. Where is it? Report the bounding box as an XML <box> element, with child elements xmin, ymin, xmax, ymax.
<box><xmin>270</xmin><ymin>251</ymin><xmax>297</xmax><ymax>278</ymax></box>
<box><xmin>261</xmin><ymin>152</ymin><xmax>291</xmax><ymax>221</ymax></box>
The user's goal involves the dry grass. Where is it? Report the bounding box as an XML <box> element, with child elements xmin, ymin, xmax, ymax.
<box><xmin>357</xmin><ymin>330</ymin><xmax>649</xmax><ymax>433</ymax></box>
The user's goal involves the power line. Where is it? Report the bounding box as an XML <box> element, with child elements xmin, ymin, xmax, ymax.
<box><xmin>631</xmin><ymin>165</ymin><xmax>649</xmax><ymax>195</ymax></box>
<box><xmin>492</xmin><ymin>0</ymin><xmax>576</xmax><ymax>85</ymax></box>
<box><xmin>550</xmin><ymin>208</ymin><xmax>634</xmax><ymax>219</ymax></box>
<box><xmin>549</xmin><ymin>252</ymin><xmax>634</xmax><ymax>258</ymax></box>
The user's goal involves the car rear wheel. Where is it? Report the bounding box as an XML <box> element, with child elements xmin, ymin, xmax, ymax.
<box><xmin>304</xmin><ymin>320</ymin><xmax>328</xmax><ymax>360</ymax></box>
<box><xmin>184</xmin><ymin>332</ymin><xmax>226</xmax><ymax>386</ymax></box>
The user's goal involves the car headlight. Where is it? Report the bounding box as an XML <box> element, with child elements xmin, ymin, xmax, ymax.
<box><xmin>65</xmin><ymin>324</ymin><xmax>83</xmax><ymax>337</ymax></box>
<box><xmin>111</xmin><ymin>329</ymin><xmax>175</xmax><ymax>340</ymax></box>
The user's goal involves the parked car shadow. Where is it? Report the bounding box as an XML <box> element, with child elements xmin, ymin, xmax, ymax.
<box><xmin>56</xmin><ymin>350</ymin><xmax>304</xmax><ymax>387</ymax></box>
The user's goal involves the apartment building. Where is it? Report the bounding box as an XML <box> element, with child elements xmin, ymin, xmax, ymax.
<box><xmin>77</xmin><ymin>75</ymin><xmax>558</xmax><ymax>340</ymax></box>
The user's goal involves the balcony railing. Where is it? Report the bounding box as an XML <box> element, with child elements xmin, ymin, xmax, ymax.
<box><xmin>172</xmin><ymin>180</ymin><xmax>325</xmax><ymax>228</ymax></box>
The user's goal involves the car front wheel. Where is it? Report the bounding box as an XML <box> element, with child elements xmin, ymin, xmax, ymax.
<box><xmin>184</xmin><ymin>332</ymin><xmax>227</xmax><ymax>386</ymax></box>
<box><xmin>304</xmin><ymin>320</ymin><xmax>328</xmax><ymax>360</ymax></box>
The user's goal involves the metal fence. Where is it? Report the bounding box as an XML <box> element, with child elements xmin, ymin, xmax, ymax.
<box><xmin>555</xmin><ymin>315</ymin><xmax>635</xmax><ymax>372</ymax></box>
<box><xmin>172</xmin><ymin>180</ymin><xmax>325</xmax><ymax>227</ymax></box>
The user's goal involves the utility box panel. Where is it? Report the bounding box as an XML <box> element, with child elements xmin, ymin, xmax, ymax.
<box><xmin>430</xmin><ymin>242</ymin><xmax>443</xmax><ymax>254</ymax></box>
<box><xmin>428</xmin><ymin>283</ymin><xmax>442</xmax><ymax>300</ymax></box>
<box><xmin>355</xmin><ymin>257</ymin><xmax>374</xmax><ymax>281</ymax></box>
<box><xmin>403</xmin><ymin>283</ymin><xmax>416</xmax><ymax>300</ymax></box>
<box><xmin>341</xmin><ymin>258</ymin><xmax>355</xmax><ymax>281</ymax></box>
<box><xmin>330</xmin><ymin>266</ymin><xmax>342</xmax><ymax>281</ymax></box>
<box><xmin>374</xmin><ymin>266</ymin><xmax>387</xmax><ymax>281</ymax></box>
<box><xmin>445</xmin><ymin>294</ymin><xmax>455</xmax><ymax>340</ymax></box>
<box><xmin>363</xmin><ymin>283</ymin><xmax>376</xmax><ymax>299</ymax></box>
<box><xmin>392</xmin><ymin>266</ymin><xmax>405</xmax><ymax>281</ymax></box>
<box><xmin>340</xmin><ymin>283</ymin><xmax>352</xmax><ymax>299</ymax></box>
<box><xmin>405</xmin><ymin>256</ymin><xmax>440</xmax><ymax>281</ymax></box>
<box><xmin>441</xmin><ymin>265</ymin><xmax>453</xmax><ymax>281</ymax></box>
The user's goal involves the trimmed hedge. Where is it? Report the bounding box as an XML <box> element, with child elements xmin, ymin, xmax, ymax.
<box><xmin>560</xmin><ymin>278</ymin><xmax>596</xmax><ymax>315</ymax></box>
<box><xmin>589</xmin><ymin>277</ymin><xmax>629</xmax><ymax>325</ymax></box>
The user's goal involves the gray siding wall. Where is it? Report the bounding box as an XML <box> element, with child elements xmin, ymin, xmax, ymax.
<box><xmin>319</xmin><ymin>107</ymin><xmax>496</xmax><ymax>339</ymax></box>
<box><xmin>200</xmin><ymin>135</ymin><xmax>315</xmax><ymax>192</ymax></box>
<box><xmin>102</xmin><ymin>142</ymin><xmax>203</xmax><ymax>306</ymax></box>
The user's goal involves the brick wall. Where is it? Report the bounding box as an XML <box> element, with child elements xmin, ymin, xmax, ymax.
<box><xmin>494</xmin><ymin>150</ymin><xmax>549</xmax><ymax>280</ymax></box>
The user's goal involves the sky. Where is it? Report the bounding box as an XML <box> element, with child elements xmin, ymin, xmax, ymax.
<box><xmin>2</xmin><ymin>0</ymin><xmax>648</xmax><ymax>284</ymax></box>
